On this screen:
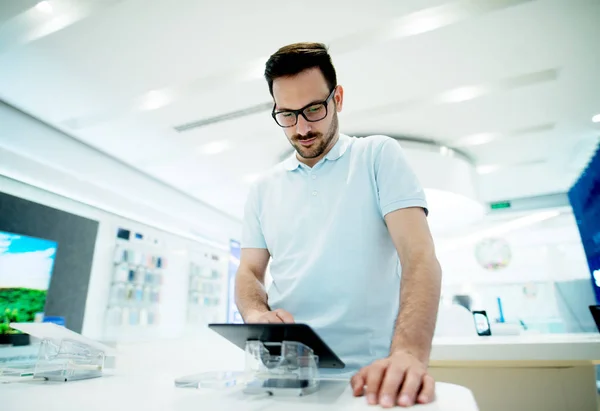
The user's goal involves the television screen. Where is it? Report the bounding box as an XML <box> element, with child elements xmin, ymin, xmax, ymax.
<box><xmin>0</xmin><ymin>231</ymin><xmax>58</xmax><ymax>324</ymax></box>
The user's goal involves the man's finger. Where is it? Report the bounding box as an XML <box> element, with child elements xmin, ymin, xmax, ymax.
<box><xmin>274</xmin><ymin>309</ymin><xmax>295</xmax><ymax>323</ymax></box>
<box><xmin>378</xmin><ymin>364</ymin><xmax>406</xmax><ymax>408</ymax></box>
<box><xmin>418</xmin><ymin>374</ymin><xmax>435</xmax><ymax>404</ymax></box>
<box><xmin>397</xmin><ymin>369</ymin><xmax>423</xmax><ymax>407</ymax></box>
<box><xmin>350</xmin><ymin>374</ymin><xmax>365</xmax><ymax>397</ymax></box>
<box><xmin>351</xmin><ymin>370</ymin><xmax>366</xmax><ymax>397</ymax></box>
<box><xmin>365</xmin><ymin>363</ymin><xmax>386</xmax><ymax>405</ymax></box>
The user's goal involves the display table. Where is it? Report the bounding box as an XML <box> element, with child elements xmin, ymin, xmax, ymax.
<box><xmin>429</xmin><ymin>333</ymin><xmax>600</xmax><ymax>411</ymax></box>
<box><xmin>3</xmin><ymin>332</ymin><xmax>479</xmax><ymax>410</ymax></box>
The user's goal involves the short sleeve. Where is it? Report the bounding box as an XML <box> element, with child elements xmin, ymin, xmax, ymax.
<box><xmin>241</xmin><ymin>183</ymin><xmax>268</xmax><ymax>249</ymax></box>
<box><xmin>375</xmin><ymin>138</ymin><xmax>429</xmax><ymax>217</ymax></box>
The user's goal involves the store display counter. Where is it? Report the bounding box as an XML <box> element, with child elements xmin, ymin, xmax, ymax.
<box><xmin>429</xmin><ymin>333</ymin><xmax>600</xmax><ymax>411</ymax></box>
<box><xmin>3</xmin><ymin>332</ymin><xmax>478</xmax><ymax>410</ymax></box>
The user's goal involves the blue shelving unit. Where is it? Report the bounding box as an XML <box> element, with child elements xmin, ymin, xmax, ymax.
<box><xmin>568</xmin><ymin>142</ymin><xmax>600</xmax><ymax>304</ymax></box>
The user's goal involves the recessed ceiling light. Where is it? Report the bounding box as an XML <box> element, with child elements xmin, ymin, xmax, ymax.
<box><xmin>454</xmin><ymin>132</ymin><xmax>500</xmax><ymax>147</ymax></box>
<box><xmin>476</xmin><ymin>164</ymin><xmax>501</xmax><ymax>175</ymax></box>
<box><xmin>397</xmin><ymin>14</ymin><xmax>449</xmax><ymax>37</ymax></box>
<box><xmin>592</xmin><ymin>113</ymin><xmax>600</xmax><ymax>123</ymax></box>
<box><xmin>35</xmin><ymin>1</ymin><xmax>53</xmax><ymax>14</ymax></box>
<box><xmin>198</xmin><ymin>141</ymin><xmax>231</xmax><ymax>155</ymax></box>
<box><xmin>137</xmin><ymin>89</ymin><xmax>173</xmax><ymax>111</ymax></box>
<box><xmin>437</xmin><ymin>86</ymin><xmax>487</xmax><ymax>104</ymax></box>
<box><xmin>439</xmin><ymin>146</ymin><xmax>455</xmax><ymax>157</ymax></box>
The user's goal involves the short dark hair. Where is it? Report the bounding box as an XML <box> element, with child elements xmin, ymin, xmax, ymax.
<box><xmin>264</xmin><ymin>42</ymin><xmax>337</xmax><ymax>97</ymax></box>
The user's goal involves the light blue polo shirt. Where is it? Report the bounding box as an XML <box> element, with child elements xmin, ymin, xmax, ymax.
<box><xmin>241</xmin><ymin>134</ymin><xmax>428</xmax><ymax>372</ymax></box>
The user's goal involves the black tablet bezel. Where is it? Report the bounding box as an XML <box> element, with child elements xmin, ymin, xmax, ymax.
<box><xmin>208</xmin><ymin>323</ymin><xmax>345</xmax><ymax>369</ymax></box>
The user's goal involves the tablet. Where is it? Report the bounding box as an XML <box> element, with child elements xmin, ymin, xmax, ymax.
<box><xmin>208</xmin><ymin>323</ymin><xmax>345</xmax><ymax>369</ymax></box>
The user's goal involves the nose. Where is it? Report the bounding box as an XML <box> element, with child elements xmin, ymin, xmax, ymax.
<box><xmin>296</xmin><ymin>115</ymin><xmax>311</xmax><ymax>136</ymax></box>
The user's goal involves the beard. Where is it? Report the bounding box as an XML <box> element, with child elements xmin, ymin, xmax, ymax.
<box><xmin>290</xmin><ymin>112</ymin><xmax>339</xmax><ymax>160</ymax></box>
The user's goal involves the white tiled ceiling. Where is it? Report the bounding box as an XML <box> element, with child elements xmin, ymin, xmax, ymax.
<box><xmin>0</xmin><ymin>0</ymin><xmax>599</xmax><ymax>219</ymax></box>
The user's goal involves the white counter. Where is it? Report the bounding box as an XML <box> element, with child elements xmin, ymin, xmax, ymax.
<box><xmin>6</xmin><ymin>331</ymin><xmax>599</xmax><ymax>411</ymax></box>
<box><xmin>431</xmin><ymin>333</ymin><xmax>600</xmax><ymax>364</ymax></box>
<box><xmin>428</xmin><ymin>333</ymin><xmax>600</xmax><ymax>411</ymax></box>
<box><xmin>3</xmin><ymin>333</ymin><xmax>478</xmax><ymax>411</ymax></box>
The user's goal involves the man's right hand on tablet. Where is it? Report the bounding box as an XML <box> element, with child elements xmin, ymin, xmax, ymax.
<box><xmin>246</xmin><ymin>308</ymin><xmax>295</xmax><ymax>324</ymax></box>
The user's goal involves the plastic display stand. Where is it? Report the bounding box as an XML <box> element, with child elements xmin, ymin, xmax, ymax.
<box><xmin>175</xmin><ymin>340</ymin><xmax>320</xmax><ymax>396</ymax></box>
<box><xmin>7</xmin><ymin>323</ymin><xmax>115</xmax><ymax>382</ymax></box>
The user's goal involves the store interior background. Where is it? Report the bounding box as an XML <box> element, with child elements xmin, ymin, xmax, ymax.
<box><xmin>0</xmin><ymin>0</ymin><xmax>599</xmax><ymax>348</ymax></box>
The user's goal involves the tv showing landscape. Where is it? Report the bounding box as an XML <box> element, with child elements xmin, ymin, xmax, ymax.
<box><xmin>0</xmin><ymin>231</ymin><xmax>58</xmax><ymax>326</ymax></box>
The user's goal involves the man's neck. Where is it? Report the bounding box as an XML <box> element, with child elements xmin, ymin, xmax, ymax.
<box><xmin>297</xmin><ymin>133</ymin><xmax>339</xmax><ymax>168</ymax></box>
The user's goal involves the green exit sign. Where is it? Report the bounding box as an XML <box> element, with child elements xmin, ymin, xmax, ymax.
<box><xmin>491</xmin><ymin>201</ymin><xmax>511</xmax><ymax>210</ymax></box>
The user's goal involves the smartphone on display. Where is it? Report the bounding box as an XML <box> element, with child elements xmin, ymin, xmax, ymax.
<box><xmin>262</xmin><ymin>379</ymin><xmax>310</xmax><ymax>389</ymax></box>
<box><xmin>472</xmin><ymin>310</ymin><xmax>491</xmax><ymax>336</ymax></box>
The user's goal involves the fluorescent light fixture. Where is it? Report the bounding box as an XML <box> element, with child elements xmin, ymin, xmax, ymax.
<box><xmin>35</xmin><ymin>1</ymin><xmax>53</xmax><ymax>14</ymax></box>
<box><xmin>592</xmin><ymin>113</ymin><xmax>600</xmax><ymax>123</ymax></box>
<box><xmin>137</xmin><ymin>89</ymin><xmax>173</xmax><ymax>111</ymax></box>
<box><xmin>198</xmin><ymin>141</ymin><xmax>231</xmax><ymax>155</ymax></box>
<box><xmin>476</xmin><ymin>164</ymin><xmax>501</xmax><ymax>174</ymax></box>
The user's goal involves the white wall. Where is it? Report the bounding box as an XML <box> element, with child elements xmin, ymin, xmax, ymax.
<box><xmin>436</xmin><ymin>211</ymin><xmax>591</xmax><ymax>332</ymax></box>
<box><xmin>437</xmin><ymin>212</ymin><xmax>589</xmax><ymax>286</ymax></box>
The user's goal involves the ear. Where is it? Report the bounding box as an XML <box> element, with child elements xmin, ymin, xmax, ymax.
<box><xmin>334</xmin><ymin>85</ymin><xmax>344</xmax><ymax>112</ymax></box>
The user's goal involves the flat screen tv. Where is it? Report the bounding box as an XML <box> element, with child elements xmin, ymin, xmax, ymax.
<box><xmin>0</xmin><ymin>231</ymin><xmax>58</xmax><ymax>325</ymax></box>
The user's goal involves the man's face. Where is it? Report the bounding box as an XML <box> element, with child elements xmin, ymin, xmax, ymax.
<box><xmin>272</xmin><ymin>68</ymin><xmax>343</xmax><ymax>161</ymax></box>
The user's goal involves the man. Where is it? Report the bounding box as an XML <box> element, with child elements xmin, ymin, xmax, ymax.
<box><xmin>235</xmin><ymin>42</ymin><xmax>442</xmax><ymax>408</ymax></box>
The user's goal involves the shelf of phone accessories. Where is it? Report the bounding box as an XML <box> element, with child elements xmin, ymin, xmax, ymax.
<box><xmin>105</xmin><ymin>247</ymin><xmax>166</xmax><ymax>327</ymax></box>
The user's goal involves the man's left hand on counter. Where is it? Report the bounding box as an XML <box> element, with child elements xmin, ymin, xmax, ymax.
<box><xmin>350</xmin><ymin>349</ymin><xmax>435</xmax><ymax>408</ymax></box>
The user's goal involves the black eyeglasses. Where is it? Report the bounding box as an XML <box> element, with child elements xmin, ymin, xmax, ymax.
<box><xmin>272</xmin><ymin>87</ymin><xmax>336</xmax><ymax>128</ymax></box>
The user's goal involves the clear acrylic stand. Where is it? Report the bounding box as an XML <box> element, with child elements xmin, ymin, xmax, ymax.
<box><xmin>175</xmin><ymin>340</ymin><xmax>320</xmax><ymax>396</ymax></box>
<box><xmin>34</xmin><ymin>338</ymin><xmax>105</xmax><ymax>382</ymax></box>
<box><xmin>5</xmin><ymin>323</ymin><xmax>114</xmax><ymax>383</ymax></box>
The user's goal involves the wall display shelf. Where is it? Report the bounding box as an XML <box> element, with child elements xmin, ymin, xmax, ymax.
<box><xmin>187</xmin><ymin>251</ymin><xmax>227</xmax><ymax>325</ymax></box>
<box><xmin>101</xmin><ymin>225</ymin><xmax>229</xmax><ymax>341</ymax></box>
<box><xmin>104</xmin><ymin>229</ymin><xmax>167</xmax><ymax>331</ymax></box>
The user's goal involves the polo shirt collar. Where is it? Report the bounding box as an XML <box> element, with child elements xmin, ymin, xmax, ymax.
<box><xmin>283</xmin><ymin>134</ymin><xmax>351</xmax><ymax>171</ymax></box>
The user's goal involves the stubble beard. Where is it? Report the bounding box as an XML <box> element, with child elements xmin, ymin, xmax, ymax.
<box><xmin>292</xmin><ymin>112</ymin><xmax>339</xmax><ymax>159</ymax></box>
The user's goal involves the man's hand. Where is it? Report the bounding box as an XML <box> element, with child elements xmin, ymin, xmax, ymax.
<box><xmin>245</xmin><ymin>308</ymin><xmax>295</xmax><ymax>324</ymax></box>
<box><xmin>350</xmin><ymin>350</ymin><xmax>435</xmax><ymax>408</ymax></box>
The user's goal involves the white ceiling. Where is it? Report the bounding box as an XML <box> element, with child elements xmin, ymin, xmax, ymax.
<box><xmin>0</xmin><ymin>0</ymin><xmax>599</xmax><ymax>220</ymax></box>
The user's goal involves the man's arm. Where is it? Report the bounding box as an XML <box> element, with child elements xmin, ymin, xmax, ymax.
<box><xmin>235</xmin><ymin>248</ymin><xmax>270</xmax><ymax>321</ymax></box>
<box><xmin>386</xmin><ymin>207</ymin><xmax>441</xmax><ymax>361</ymax></box>
<box><xmin>235</xmin><ymin>248</ymin><xmax>294</xmax><ymax>323</ymax></box>
<box><xmin>351</xmin><ymin>206</ymin><xmax>441</xmax><ymax>408</ymax></box>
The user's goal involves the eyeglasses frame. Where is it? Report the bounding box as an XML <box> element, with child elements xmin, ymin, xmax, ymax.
<box><xmin>271</xmin><ymin>86</ymin><xmax>337</xmax><ymax>128</ymax></box>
